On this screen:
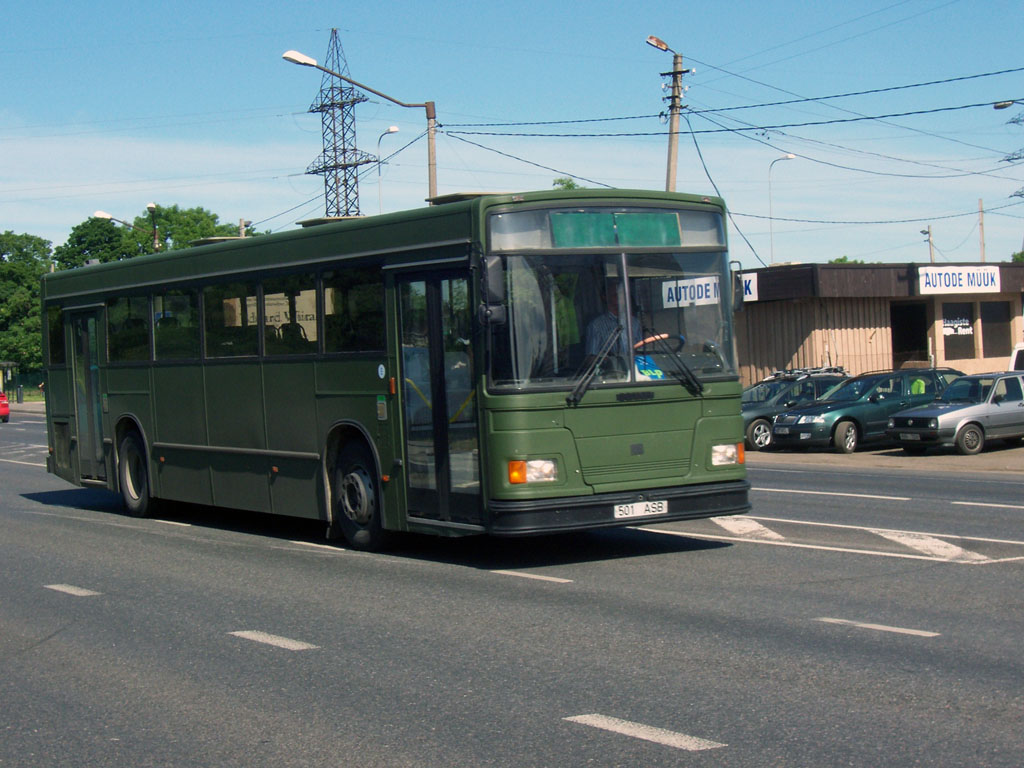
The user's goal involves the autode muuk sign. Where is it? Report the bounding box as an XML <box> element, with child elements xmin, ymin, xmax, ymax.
<box><xmin>918</xmin><ymin>265</ymin><xmax>1000</xmax><ymax>295</ymax></box>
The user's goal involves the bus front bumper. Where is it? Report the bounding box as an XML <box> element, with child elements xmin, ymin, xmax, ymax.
<box><xmin>487</xmin><ymin>479</ymin><xmax>750</xmax><ymax>536</ymax></box>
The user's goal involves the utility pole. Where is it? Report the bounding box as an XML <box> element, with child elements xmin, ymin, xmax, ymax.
<box><xmin>978</xmin><ymin>199</ymin><xmax>986</xmax><ymax>262</ymax></box>
<box><xmin>646</xmin><ymin>36</ymin><xmax>691</xmax><ymax>193</ymax></box>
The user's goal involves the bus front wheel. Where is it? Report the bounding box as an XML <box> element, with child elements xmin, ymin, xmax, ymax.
<box><xmin>118</xmin><ymin>432</ymin><xmax>153</xmax><ymax>517</ymax></box>
<box><xmin>332</xmin><ymin>443</ymin><xmax>389</xmax><ymax>551</ymax></box>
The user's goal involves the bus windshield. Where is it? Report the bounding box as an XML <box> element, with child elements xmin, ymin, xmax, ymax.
<box><xmin>488</xmin><ymin>251</ymin><xmax>736</xmax><ymax>390</ymax></box>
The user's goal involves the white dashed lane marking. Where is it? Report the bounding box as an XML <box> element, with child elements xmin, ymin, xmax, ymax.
<box><xmin>45</xmin><ymin>584</ymin><xmax>102</xmax><ymax>597</ymax></box>
<box><xmin>815</xmin><ymin>617</ymin><xmax>940</xmax><ymax>637</ymax></box>
<box><xmin>564</xmin><ymin>714</ymin><xmax>726</xmax><ymax>751</ymax></box>
<box><xmin>228</xmin><ymin>631</ymin><xmax>319</xmax><ymax>651</ymax></box>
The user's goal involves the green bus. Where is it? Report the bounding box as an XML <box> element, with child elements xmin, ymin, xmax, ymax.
<box><xmin>41</xmin><ymin>189</ymin><xmax>749</xmax><ymax>549</ymax></box>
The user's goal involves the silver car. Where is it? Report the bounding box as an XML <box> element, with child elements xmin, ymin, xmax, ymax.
<box><xmin>887</xmin><ymin>372</ymin><xmax>1024</xmax><ymax>455</ymax></box>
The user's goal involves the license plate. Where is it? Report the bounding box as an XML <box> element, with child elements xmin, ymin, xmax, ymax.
<box><xmin>614</xmin><ymin>500</ymin><xmax>668</xmax><ymax>519</ymax></box>
<box><xmin>899</xmin><ymin>433</ymin><xmax>921</xmax><ymax>441</ymax></box>
<box><xmin>774</xmin><ymin>426</ymin><xmax>790</xmax><ymax>434</ymax></box>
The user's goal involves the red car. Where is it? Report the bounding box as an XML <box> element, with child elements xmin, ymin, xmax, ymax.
<box><xmin>0</xmin><ymin>391</ymin><xmax>8</xmax><ymax>423</ymax></box>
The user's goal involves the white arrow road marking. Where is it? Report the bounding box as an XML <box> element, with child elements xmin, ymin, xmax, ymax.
<box><xmin>868</xmin><ymin>529</ymin><xmax>989</xmax><ymax>563</ymax></box>
<box><xmin>713</xmin><ymin>516</ymin><xmax>786</xmax><ymax>540</ymax></box>
<box><xmin>564</xmin><ymin>714</ymin><xmax>726</xmax><ymax>751</ymax></box>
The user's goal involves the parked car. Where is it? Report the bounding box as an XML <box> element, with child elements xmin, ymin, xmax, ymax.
<box><xmin>1010</xmin><ymin>342</ymin><xmax>1024</xmax><ymax>372</ymax></box>
<box><xmin>0</xmin><ymin>391</ymin><xmax>8</xmax><ymax>423</ymax></box>
<box><xmin>772</xmin><ymin>367</ymin><xmax>963</xmax><ymax>453</ymax></box>
<box><xmin>887</xmin><ymin>372</ymin><xmax>1024</xmax><ymax>455</ymax></box>
<box><xmin>741</xmin><ymin>366</ymin><xmax>847</xmax><ymax>450</ymax></box>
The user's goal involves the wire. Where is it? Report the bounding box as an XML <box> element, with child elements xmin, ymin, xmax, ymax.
<box><xmin>681</xmin><ymin>113</ymin><xmax>766</xmax><ymax>267</ymax></box>
<box><xmin>445</xmin><ymin>134</ymin><xmax>613</xmax><ymax>188</ymax></box>
<box><xmin>731</xmin><ymin>198</ymin><xmax>1024</xmax><ymax>226</ymax></box>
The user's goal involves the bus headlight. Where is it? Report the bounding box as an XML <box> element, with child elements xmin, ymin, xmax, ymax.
<box><xmin>508</xmin><ymin>459</ymin><xmax>558</xmax><ymax>484</ymax></box>
<box><xmin>711</xmin><ymin>443</ymin><xmax>744</xmax><ymax>466</ymax></box>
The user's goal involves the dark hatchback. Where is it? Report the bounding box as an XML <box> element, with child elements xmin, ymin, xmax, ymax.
<box><xmin>741</xmin><ymin>367</ymin><xmax>847</xmax><ymax>450</ymax></box>
<box><xmin>772</xmin><ymin>367</ymin><xmax>963</xmax><ymax>453</ymax></box>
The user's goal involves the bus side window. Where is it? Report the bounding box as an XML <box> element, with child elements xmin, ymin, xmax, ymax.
<box><xmin>107</xmin><ymin>295</ymin><xmax>151</xmax><ymax>362</ymax></box>
<box><xmin>47</xmin><ymin>305</ymin><xmax>66</xmax><ymax>365</ymax></box>
<box><xmin>203</xmin><ymin>282</ymin><xmax>258</xmax><ymax>357</ymax></box>
<box><xmin>154</xmin><ymin>290</ymin><xmax>200</xmax><ymax>360</ymax></box>
<box><xmin>323</xmin><ymin>268</ymin><xmax>385</xmax><ymax>353</ymax></box>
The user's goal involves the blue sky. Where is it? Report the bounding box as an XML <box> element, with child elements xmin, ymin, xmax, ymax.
<box><xmin>3</xmin><ymin>0</ymin><xmax>1023</xmax><ymax>269</ymax></box>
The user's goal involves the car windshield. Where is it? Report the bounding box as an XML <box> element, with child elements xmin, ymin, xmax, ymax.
<box><xmin>821</xmin><ymin>376</ymin><xmax>880</xmax><ymax>402</ymax></box>
<box><xmin>940</xmin><ymin>377</ymin><xmax>993</xmax><ymax>404</ymax></box>
<box><xmin>742</xmin><ymin>380</ymin><xmax>791</xmax><ymax>404</ymax></box>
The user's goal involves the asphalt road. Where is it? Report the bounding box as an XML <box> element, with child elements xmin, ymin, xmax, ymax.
<box><xmin>1</xmin><ymin>405</ymin><xmax>1022</xmax><ymax>767</ymax></box>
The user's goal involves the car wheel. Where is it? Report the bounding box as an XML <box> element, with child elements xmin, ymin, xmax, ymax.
<box><xmin>955</xmin><ymin>424</ymin><xmax>985</xmax><ymax>455</ymax></box>
<box><xmin>118</xmin><ymin>432</ymin><xmax>153</xmax><ymax>517</ymax></box>
<box><xmin>331</xmin><ymin>442</ymin><xmax>390</xmax><ymax>551</ymax></box>
<box><xmin>745</xmin><ymin>418</ymin><xmax>773</xmax><ymax>451</ymax></box>
<box><xmin>833</xmin><ymin>420</ymin><xmax>858</xmax><ymax>453</ymax></box>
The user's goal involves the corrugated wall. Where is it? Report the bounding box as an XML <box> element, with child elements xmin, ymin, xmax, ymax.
<box><xmin>737</xmin><ymin>297</ymin><xmax>892</xmax><ymax>386</ymax></box>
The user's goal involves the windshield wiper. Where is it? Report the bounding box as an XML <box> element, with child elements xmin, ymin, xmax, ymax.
<box><xmin>638</xmin><ymin>330</ymin><xmax>704</xmax><ymax>396</ymax></box>
<box><xmin>567</xmin><ymin>325</ymin><xmax>622</xmax><ymax>406</ymax></box>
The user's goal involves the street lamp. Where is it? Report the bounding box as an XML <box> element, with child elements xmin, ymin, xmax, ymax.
<box><xmin>93</xmin><ymin>204</ymin><xmax>160</xmax><ymax>251</ymax></box>
<box><xmin>282</xmin><ymin>50</ymin><xmax>437</xmax><ymax>202</ymax></box>
<box><xmin>646</xmin><ymin>35</ymin><xmax>691</xmax><ymax>193</ymax></box>
<box><xmin>768</xmin><ymin>154</ymin><xmax>795</xmax><ymax>265</ymax></box>
<box><xmin>377</xmin><ymin>126</ymin><xmax>400</xmax><ymax>215</ymax></box>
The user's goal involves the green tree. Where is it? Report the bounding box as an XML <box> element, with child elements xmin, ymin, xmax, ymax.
<box><xmin>136</xmin><ymin>204</ymin><xmax>243</xmax><ymax>252</ymax></box>
<box><xmin>1012</xmin><ymin>250</ymin><xmax>1023</xmax><ymax>263</ymax></box>
<box><xmin>53</xmin><ymin>217</ymin><xmax>133</xmax><ymax>270</ymax></box>
<box><xmin>55</xmin><ymin>204</ymin><xmax>257</xmax><ymax>269</ymax></box>
<box><xmin>552</xmin><ymin>177</ymin><xmax>582</xmax><ymax>190</ymax></box>
<box><xmin>829</xmin><ymin>255</ymin><xmax>865</xmax><ymax>264</ymax></box>
<box><xmin>0</xmin><ymin>232</ymin><xmax>51</xmax><ymax>369</ymax></box>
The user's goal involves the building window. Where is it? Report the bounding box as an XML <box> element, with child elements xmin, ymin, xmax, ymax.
<box><xmin>980</xmin><ymin>301</ymin><xmax>1011</xmax><ymax>359</ymax></box>
<box><xmin>942</xmin><ymin>302</ymin><xmax>975</xmax><ymax>360</ymax></box>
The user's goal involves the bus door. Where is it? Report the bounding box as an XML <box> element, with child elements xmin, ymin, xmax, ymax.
<box><xmin>69</xmin><ymin>309</ymin><xmax>106</xmax><ymax>480</ymax></box>
<box><xmin>397</xmin><ymin>272</ymin><xmax>481</xmax><ymax>525</ymax></box>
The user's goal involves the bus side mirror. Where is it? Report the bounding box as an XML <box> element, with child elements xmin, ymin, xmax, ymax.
<box><xmin>730</xmin><ymin>260</ymin><xmax>744</xmax><ymax>312</ymax></box>
<box><xmin>478</xmin><ymin>254</ymin><xmax>506</xmax><ymax>325</ymax></box>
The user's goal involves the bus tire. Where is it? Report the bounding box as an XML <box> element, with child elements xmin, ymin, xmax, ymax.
<box><xmin>118</xmin><ymin>432</ymin><xmax>153</xmax><ymax>517</ymax></box>
<box><xmin>333</xmin><ymin>442</ymin><xmax>389</xmax><ymax>551</ymax></box>
<box><xmin>833</xmin><ymin>420</ymin><xmax>858</xmax><ymax>453</ymax></box>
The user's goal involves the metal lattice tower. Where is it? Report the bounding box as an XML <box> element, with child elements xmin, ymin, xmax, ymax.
<box><xmin>306</xmin><ymin>29</ymin><xmax>375</xmax><ymax>217</ymax></box>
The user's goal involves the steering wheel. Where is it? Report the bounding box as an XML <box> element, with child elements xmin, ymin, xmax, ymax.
<box><xmin>635</xmin><ymin>333</ymin><xmax>685</xmax><ymax>353</ymax></box>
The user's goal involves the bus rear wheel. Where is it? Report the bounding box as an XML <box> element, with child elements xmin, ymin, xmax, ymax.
<box><xmin>118</xmin><ymin>432</ymin><xmax>153</xmax><ymax>517</ymax></box>
<box><xmin>332</xmin><ymin>443</ymin><xmax>389</xmax><ymax>551</ymax></box>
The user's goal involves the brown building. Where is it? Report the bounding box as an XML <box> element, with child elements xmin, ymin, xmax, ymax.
<box><xmin>736</xmin><ymin>262</ymin><xmax>1024</xmax><ymax>386</ymax></box>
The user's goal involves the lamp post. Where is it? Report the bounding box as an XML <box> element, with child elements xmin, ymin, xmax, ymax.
<box><xmin>377</xmin><ymin>126</ymin><xmax>400</xmax><ymax>215</ymax></box>
<box><xmin>646</xmin><ymin>35</ymin><xmax>691</xmax><ymax>193</ymax></box>
<box><xmin>94</xmin><ymin>204</ymin><xmax>160</xmax><ymax>251</ymax></box>
<box><xmin>768</xmin><ymin>154</ymin><xmax>795</xmax><ymax>265</ymax></box>
<box><xmin>282</xmin><ymin>50</ymin><xmax>437</xmax><ymax>202</ymax></box>
<box><xmin>920</xmin><ymin>226</ymin><xmax>935</xmax><ymax>264</ymax></box>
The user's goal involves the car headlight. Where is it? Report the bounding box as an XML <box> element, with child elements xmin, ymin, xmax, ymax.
<box><xmin>928</xmin><ymin>418</ymin><xmax>938</xmax><ymax>429</ymax></box>
<box><xmin>797</xmin><ymin>414</ymin><xmax>827</xmax><ymax>424</ymax></box>
<box><xmin>508</xmin><ymin>459</ymin><xmax>558</xmax><ymax>484</ymax></box>
<box><xmin>887</xmin><ymin>418</ymin><xmax>895</xmax><ymax>429</ymax></box>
